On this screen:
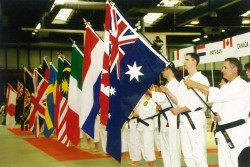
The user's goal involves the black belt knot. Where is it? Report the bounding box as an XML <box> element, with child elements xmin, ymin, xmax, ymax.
<box><xmin>216</xmin><ymin>119</ymin><xmax>245</xmax><ymax>149</ymax></box>
<box><xmin>177</xmin><ymin>107</ymin><xmax>202</xmax><ymax>130</ymax></box>
<box><xmin>157</xmin><ymin>107</ymin><xmax>172</xmax><ymax>132</ymax></box>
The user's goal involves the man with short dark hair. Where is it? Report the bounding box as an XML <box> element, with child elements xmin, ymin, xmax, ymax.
<box><xmin>185</xmin><ymin>57</ymin><xmax>250</xmax><ymax>167</ymax></box>
<box><xmin>162</xmin><ymin>53</ymin><xmax>209</xmax><ymax>167</ymax></box>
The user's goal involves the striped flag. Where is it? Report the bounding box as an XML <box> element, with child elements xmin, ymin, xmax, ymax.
<box><xmin>56</xmin><ymin>58</ymin><xmax>71</xmax><ymax>146</ymax></box>
<box><xmin>81</xmin><ymin>24</ymin><xmax>104</xmax><ymax>138</ymax></box>
<box><xmin>196</xmin><ymin>44</ymin><xmax>206</xmax><ymax>56</ymax></box>
<box><xmin>66</xmin><ymin>43</ymin><xmax>83</xmax><ymax>146</ymax></box>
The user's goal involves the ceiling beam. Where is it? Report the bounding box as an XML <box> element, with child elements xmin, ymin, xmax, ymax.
<box><xmin>55</xmin><ymin>1</ymin><xmax>106</xmax><ymax>10</ymax></box>
<box><xmin>175</xmin><ymin>0</ymin><xmax>241</xmax><ymax>27</ymax></box>
<box><xmin>21</xmin><ymin>27</ymin><xmax>201</xmax><ymax>36</ymax></box>
<box><xmin>126</xmin><ymin>6</ymin><xmax>194</xmax><ymax>15</ymax></box>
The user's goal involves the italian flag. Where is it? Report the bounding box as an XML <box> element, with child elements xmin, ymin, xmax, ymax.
<box><xmin>66</xmin><ymin>43</ymin><xmax>84</xmax><ymax>146</ymax></box>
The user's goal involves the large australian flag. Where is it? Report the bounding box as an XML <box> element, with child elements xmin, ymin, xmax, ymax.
<box><xmin>106</xmin><ymin>2</ymin><xmax>170</xmax><ymax>162</ymax></box>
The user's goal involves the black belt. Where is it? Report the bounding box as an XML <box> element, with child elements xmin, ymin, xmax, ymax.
<box><xmin>157</xmin><ymin>107</ymin><xmax>172</xmax><ymax>132</ymax></box>
<box><xmin>127</xmin><ymin>117</ymin><xmax>150</xmax><ymax>128</ymax></box>
<box><xmin>177</xmin><ymin>107</ymin><xmax>202</xmax><ymax>130</ymax></box>
<box><xmin>216</xmin><ymin>119</ymin><xmax>245</xmax><ymax>149</ymax></box>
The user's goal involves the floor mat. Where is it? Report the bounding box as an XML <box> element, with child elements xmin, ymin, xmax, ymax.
<box><xmin>24</xmin><ymin>137</ymin><xmax>110</xmax><ymax>161</ymax></box>
<box><xmin>8</xmin><ymin>128</ymin><xmax>33</xmax><ymax>136</ymax></box>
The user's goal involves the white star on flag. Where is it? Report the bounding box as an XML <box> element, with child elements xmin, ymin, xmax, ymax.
<box><xmin>109</xmin><ymin>86</ymin><xmax>116</xmax><ymax>96</ymax></box>
<box><xmin>125</xmin><ymin>61</ymin><xmax>144</xmax><ymax>81</ymax></box>
<box><xmin>108</xmin><ymin>113</ymin><xmax>111</xmax><ymax>119</ymax></box>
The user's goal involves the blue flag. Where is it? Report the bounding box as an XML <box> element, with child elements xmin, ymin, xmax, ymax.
<box><xmin>106</xmin><ymin>3</ymin><xmax>169</xmax><ymax>162</ymax></box>
<box><xmin>44</xmin><ymin>63</ymin><xmax>57</xmax><ymax>138</ymax></box>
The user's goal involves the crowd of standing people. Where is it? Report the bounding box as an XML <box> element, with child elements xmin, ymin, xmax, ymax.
<box><xmin>85</xmin><ymin>53</ymin><xmax>250</xmax><ymax>167</ymax></box>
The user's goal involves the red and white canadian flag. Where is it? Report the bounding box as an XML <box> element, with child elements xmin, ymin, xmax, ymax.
<box><xmin>223</xmin><ymin>37</ymin><xmax>233</xmax><ymax>48</ymax></box>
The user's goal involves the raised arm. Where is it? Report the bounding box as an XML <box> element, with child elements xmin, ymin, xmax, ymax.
<box><xmin>184</xmin><ymin>78</ymin><xmax>210</xmax><ymax>95</ymax></box>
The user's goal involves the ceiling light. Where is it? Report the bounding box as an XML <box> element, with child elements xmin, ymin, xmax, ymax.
<box><xmin>190</xmin><ymin>19</ymin><xmax>199</xmax><ymax>25</ymax></box>
<box><xmin>221</xmin><ymin>29</ymin><xmax>226</xmax><ymax>32</ymax></box>
<box><xmin>242</xmin><ymin>18</ymin><xmax>250</xmax><ymax>24</ymax></box>
<box><xmin>159</xmin><ymin>0</ymin><xmax>180</xmax><ymax>7</ymax></box>
<box><xmin>241</xmin><ymin>10</ymin><xmax>250</xmax><ymax>17</ymax></box>
<box><xmin>143</xmin><ymin>13</ymin><xmax>165</xmax><ymax>25</ymax></box>
<box><xmin>52</xmin><ymin>8</ymin><xmax>73</xmax><ymax>24</ymax></box>
<box><xmin>192</xmin><ymin>38</ymin><xmax>200</xmax><ymax>42</ymax></box>
<box><xmin>204</xmin><ymin>35</ymin><xmax>208</xmax><ymax>38</ymax></box>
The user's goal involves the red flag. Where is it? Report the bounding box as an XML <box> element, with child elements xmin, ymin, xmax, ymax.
<box><xmin>55</xmin><ymin>58</ymin><xmax>70</xmax><ymax>146</ymax></box>
<box><xmin>223</xmin><ymin>37</ymin><xmax>233</xmax><ymax>48</ymax></box>
<box><xmin>99</xmin><ymin>2</ymin><xmax>111</xmax><ymax>126</ymax></box>
<box><xmin>6</xmin><ymin>83</ymin><xmax>17</xmax><ymax>129</ymax></box>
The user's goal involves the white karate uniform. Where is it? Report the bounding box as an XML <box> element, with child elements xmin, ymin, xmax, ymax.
<box><xmin>152</xmin><ymin>78</ymin><xmax>181</xmax><ymax>167</ymax></box>
<box><xmin>176</xmin><ymin>72</ymin><xmax>209</xmax><ymax>167</ymax></box>
<box><xmin>128</xmin><ymin>114</ymin><xmax>142</xmax><ymax>162</ymax></box>
<box><xmin>99</xmin><ymin>123</ymin><xmax>107</xmax><ymax>153</ymax></box>
<box><xmin>136</xmin><ymin>95</ymin><xmax>157</xmax><ymax>162</ymax></box>
<box><xmin>121</xmin><ymin>122</ymin><xmax>129</xmax><ymax>153</ymax></box>
<box><xmin>94</xmin><ymin>114</ymin><xmax>100</xmax><ymax>143</ymax></box>
<box><xmin>208</xmin><ymin>76</ymin><xmax>250</xmax><ymax>167</ymax></box>
<box><xmin>153</xmin><ymin>116</ymin><xmax>161</xmax><ymax>152</ymax></box>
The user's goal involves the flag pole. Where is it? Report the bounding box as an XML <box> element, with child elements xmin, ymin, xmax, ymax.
<box><xmin>69</xmin><ymin>38</ymin><xmax>75</xmax><ymax>44</ymax></box>
<box><xmin>211</xmin><ymin>62</ymin><xmax>214</xmax><ymax>87</ymax></box>
<box><xmin>82</xmin><ymin>18</ymin><xmax>88</xmax><ymax>25</ymax></box>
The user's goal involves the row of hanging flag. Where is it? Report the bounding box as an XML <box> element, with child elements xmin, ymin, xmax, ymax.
<box><xmin>4</xmin><ymin>2</ymin><xmax>170</xmax><ymax>162</ymax></box>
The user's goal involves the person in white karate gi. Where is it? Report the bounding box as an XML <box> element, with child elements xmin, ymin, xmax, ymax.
<box><xmin>162</xmin><ymin>53</ymin><xmax>209</xmax><ymax>167</ymax></box>
<box><xmin>152</xmin><ymin>65</ymin><xmax>181</xmax><ymax>167</ymax></box>
<box><xmin>127</xmin><ymin>110</ymin><xmax>142</xmax><ymax>166</ymax></box>
<box><xmin>185</xmin><ymin>57</ymin><xmax>250</xmax><ymax>167</ymax></box>
<box><xmin>244</xmin><ymin>62</ymin><xmax>250</xmax><ymax>145</ymax></box>
<box><xmin>133</xmin><ymin>85</ymin><xmax>157</xmax><ymax>167</ymax></box>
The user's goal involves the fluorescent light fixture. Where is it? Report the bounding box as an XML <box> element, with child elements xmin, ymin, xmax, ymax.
<box><xmin>185</xmin><ymin>24</ymin><xmax>196</xmax><ymax>27</ymax></box>
<box><xmin>159</xmin><ymin>0</ymin><xmax>180</xmax><ymax>7</ymax></box>
<box><xmin>51</xmin><ymin>0</ymin><xmax>76</xmax><ymax>24</ymax></box>
<box><xmin>54</xmin><ymin>0</ymin><xmax>68</xmax><ymax>5</ymax></box>
<box><xmin>241</xmin><ymin>10</ymin><xmax>250</xmax><ymax>17</ymax></box>
<box><xmin>190</xmin><ymin>19</ymin><xmax>199</xmax><ymax>25</ymax></box>
<box><xmin>34</xmin><ymin>23</ymin><xmax>41</xmax><ymax>32</ymax></box>
<box><xmin>242</xmin><ymin>18</ymin><xmax>250</xmax><ymax>24</ymax></box>
<box><xmin>143</xmin><ymin>13</ymin><xmax>165</xmax><ymax>24</ymax></box>
<box><xmin>192</xmin><ymin>38</ymin><xmax>200</xmax><ymax>42</ymax></box>
<box><xmin>52</xmin><ymin>8</ymin><xmax>73</xmax><ymax>24</ymax></box>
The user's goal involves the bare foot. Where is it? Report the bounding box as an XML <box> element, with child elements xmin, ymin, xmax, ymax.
<box><xmin>129</xmin><ymin>162</ymin><xmax>140</xmax><ymax>166</ymax></box>
<box><xmin>92</xmin><ymin>148</ymin><xmax>99</xmax><ymax>152</ymax></box>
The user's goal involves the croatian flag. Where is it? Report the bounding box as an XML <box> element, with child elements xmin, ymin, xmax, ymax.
<box><xmin>106</xmin><ymin>3</ymin><xmax>169</xmax><ymax>162</ymax></box>
<box><xmin>99</xmin><ymin>2</ymin><xmax>111</xmax><ymax>126</ymax></box>
<box><xmin>81</xmin><ymin>24</ymin><xmax>104</xmax><ymax>138</ymax></box>
<box><xmin>196</xmin><ymin>44</ymin><xmax>206</xmax><ymax>56</ymax></box>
